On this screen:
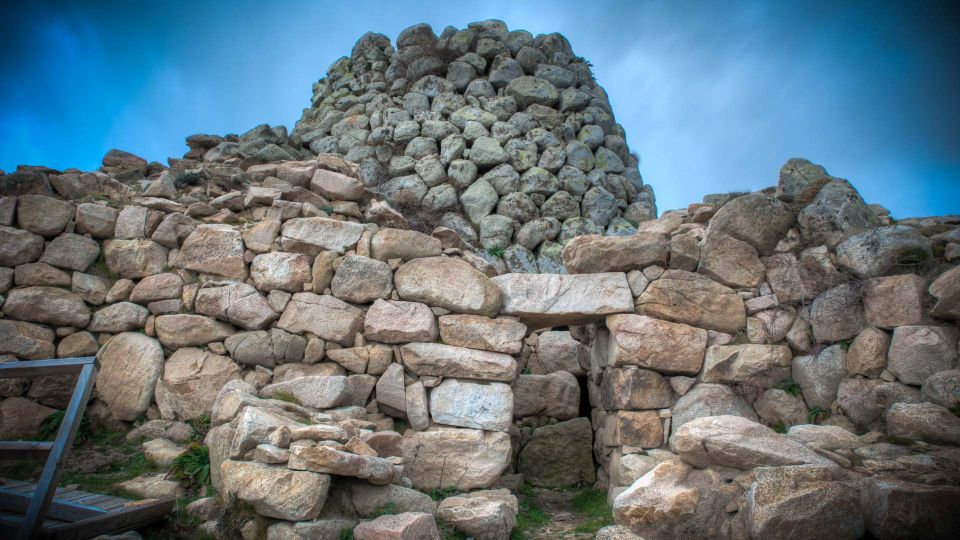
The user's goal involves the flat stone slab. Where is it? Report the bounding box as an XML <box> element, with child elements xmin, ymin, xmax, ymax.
<box><xmin>491</xmin><ymin>272</ymin><xmax>633</xmax><ymax>329</ymax></box>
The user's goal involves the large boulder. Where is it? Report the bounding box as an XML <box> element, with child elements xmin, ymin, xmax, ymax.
<box><xmin>103</xmin><ymin>239</ymin><xmax>168</xmax><ymax>279</ymax></box>
<box><xmin>364</xmin><ymin>299</ymin><xmax>438</xmax><ymax>343</ymax></box>
<box><xmin>672</xmin><ymin>384</ymin><xmax>757</xmax><ymax>431</ymax></box>
<box><xmin>929</xmin><ymin>265</ymin><xmax>960</xmax><ymax>320</ymax></box>
<box><xmin>792</xmin><ymin>345</ymin><xmax>847</xmax><ymax>409</ymax></box>
<box><xmin>600</xmin><ymin>367</ymin><xmax>674</xmax><ymax>410</ymax></box>
<box><xmin>400</xmin><ymin>342</ymin><xmax>517</xmax><ymax>382</ymax></box>
<box><xmin>669</xmin><ymin>415</ymin><xmax>833</xmax><ymax>469</ymax></box>
<box><xmin>353</xmin><ymin>512</ymin><xmax>441</xmax><ymax>540</ymax></box>
<box><xmin>370</xmin><ymin>228</ymin><xmax>442</xmax><ymax>261</ymax></box>
<box><xmin>288</xmin><ymin>445</ymin><xmax>396</xmax><ymax>485</ymax></box>
<box><xmin>401</xmin><ymin>427</ymin><xmax>511</xmax><ymax>490</ymax></box>
<box><xmin>429</xmin><ymin>379</ymin><xmax>513</xmax><ymax>432</ymax></box>
<box><xmin>395</xmin><ymin>256</ymin><xmax>501</xmax><ymax>316</ymax></box>
<box><xmin>276</xmin><ymin>293</ymin><xmax>365</xmax><ymax>346</ymax></box>
<box><xmin>280</xmin><ymin>217</ymin><xmax>366</xmax><ymax>254</ymax></box>
<box><xmin>885</xmin><ymin>402</ymin><xmax>960</xmax><ymax>445</ymax></box>
<box><xmin>250</xmin><ymin>251</ymin><xmax>313</xmax><ymax>293</ymax></box>
<box><xmin>176</xmin><ymin>224</ymin><xmax>248</xmax><ymax>279</ymax></box>
<box><xmin>437</xmin><ymin>489</ymin><xmax>518</xmax><ymax>540</ymax></box>
<box><xmin>605</xmin><ymin>314</ymin><xmax>707</xmax><ymax>375</ymax></box>
<box><xmin>809</xmin><ymin>283</ymin><xmax>865</xmax><ymax>343</ymax></box>
<box><xmin>862</xmin><ymin>274</ymin><xmax>925</xmax><ymax>328</ymax></box>
<box><xmin>492</xmin><ymin>272</ymin><xmax>633</xmax><ymax>329</ymax></box>
<box><xmin>0</xmin><ymin>397</ymin><xmax>56</xmax><ymax>439</ymax></box>
<box><xmin>87</xmin><ymin>302</ymin><xmax>150</xmax><ymax>333</ymax></box>
<box><xmin>194</xmin><ymin>282</ymin><xmax>278</xmax><ymax>331</ymax></box>
<box><xmin>697</xmin><ymin>231</ymin><xmax>765</xmax><ymax>288</ymax></box>
<box><xmin>708</xmin><ymin>193</ymin><xmax>795</xmax><ymax>255</ymax></box>
<box><xmin>887</xmin><ymin>325</ymin><xmax>958</xmax><ymax>385</ymax></box>
<box><xmin>518</xmin><ymin>417</ymin><xmax>595</xmax><ymax>487</ymax></box>
<box><xmin>860</xmin><ymin>477</ymin><xmax>960</xmax><ymax>539</ymax></box>
<box><xmin>219</xmin><ymin>460</ymin><xmax>330</xmax><ymax>521</ymax></box>
<box><xmin>154</xmin><ymin>348</ymin><xmax>241</xmax><ymax>420</ymax></box>
<box><xmin>835</xmin><ymin>225</ymin><xmax>932</xmax><ymax>278</ymax></box>
<box><xmin>513</xmin><ymin>371</ymin><xmax>580</xmax><ymax>419</ymax></box>
<box><xmin>535</xmin><ymin>330</ymin><xmax>585</xmax><ymax>374</ymax></box>
<box><xmin>797</xmin><ymin>180</ymin><xmax>878</xmax><ymax>248</ymax></box>
<box><xmin>560</xmin><ymin>233</ymin><xmax>668</xmax><ymax>273</ymax></box>
<box><xmin>260</xmin><ymin>376</ymin><xmax>351</xmax><ymax>409</ymax></box>
<box><xmin>702</xmin><ymin>344</ymin><xmax>793</xmax><ymax>387</ymax></box>
<box><xmin>746</xmin><ymin>465</ymin><xmax>864</xmax><ymax>540</ymax></box>
<box><xmin>0</xmin><ymin>320</ymin><xmax>55</xmax><ymax>359</ymax></box>
<box><xmin>2</xmin><ymin>286</ymin><xmax>90</xmax><ymax>328</ymax></box>
<box><xmin>0</xmin><ymin>226</ymin><xmax>44</xmax><ymax>266</ymax></box>
<box><xmin>39</xmin><ymin>233</ymin><xmax>100</xmax><ymax>271</ymax></box>
<box><xmin>96</xmin><ymin>333</ymin><xmax>164</xmax><ymax>421</ymax></box>
<box><xmin>437</xmin><ymin>314</ymin><xmax>526</xmax><ymax>354</ymax></box>
<box><xmin>330</xmin><ymin>255</ymin><xmax>394</xmax><ymax>303</ymax></box>
<box><xmin>635</xmin><ymin>269</ymin><xmax>745</xmax><ymax>333</ymax></box>
<box><xmin>16</xmin><ymin>194</ymin><xmax>73</xmax><ymax>237</ymax></box>
<box><xmin>154</xmin><ymin>314</ymin><xmax>235</xmax><ymax>349</ymax></box>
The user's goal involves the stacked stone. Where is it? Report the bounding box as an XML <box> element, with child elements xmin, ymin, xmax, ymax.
<box><xmin>289</xmin><ymin>19</ymin><xmax>656</xmax><ymax>272</ymax></box>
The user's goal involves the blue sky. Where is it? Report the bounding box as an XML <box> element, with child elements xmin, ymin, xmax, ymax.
<box><xmin>1</xmin><ymin>0</ymin><xmax>958</xmax><ymax>218</ymax></box>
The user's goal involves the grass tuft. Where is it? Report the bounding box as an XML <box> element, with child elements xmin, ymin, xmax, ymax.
<box><xmin>167</xmin><ymin>442</ymin><xmax>211</xmax><ymax>488</ymax></box>
<box><xmin>807</xmin><ymin>406</ymin><xmax>831</xmax><ymax>424</ymax></box>
<box><xmin>571</xmin><ymin>487</ymin><xmax>614</xmax><ymax>534</ymax></box>
<box><xmin>511</xmin><ymin>484</ymin><xmax>549</xmax><ymax>539</ymax></box>
<box><xmin>775</xmin><ymin>379</ymin><xmax>803</xmax><ymax>397</ymax></box>
<box><xmin>272</xmin><ymin>391</ymin><xmax>302</xmax><ymax>405</ymax></box>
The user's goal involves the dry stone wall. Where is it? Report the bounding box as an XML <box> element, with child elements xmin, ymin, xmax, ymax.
<box><xmin>1</xmin><ymin>18</ymin><xmax>959</xmax><ymax>540</ymax></box>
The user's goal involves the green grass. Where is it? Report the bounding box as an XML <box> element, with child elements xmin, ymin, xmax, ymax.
<box><xmin>486</xmin><ymin>247</ymin><xmax>505</xmax><ymax>258</ymax></box>
<box><xmin>511</xmin><ymin>485</ymin><xmax>549</xmax><ymax>539</ymax></box>
<box><xmin>571</xmin><ymin>487</ymin><xmax>614</xmax><ymax>534</ymax></box>
<box><xmin>950</xmin><ymin>403</ymin><xmax>960</xmax><ymax>417</ymax></box>
<box><xmin>438</xmin><ymin>519</ymin><xmax>469</xmax><ymax>540</ymax></box>
<box><xmin>372</xmin><ymin>502</ymin><xmax>397</xmax><ymax>517</ymax></box>
<box><xmin>272</xmin><ymin>391</ymin><xmax>302</xmax><ymax>405</ymax></box>
<box><xmin>340</xmin><ymin>528</ymin><xmax>355</xmax><ymax>540</ymax></box>
<box><xmin>807</xmin><ymin>406</ymin><xmax>831</xmax><ymax>424</ymax></box>
<box><xmin>60</xmin><ymin>451</ymin><xmax>157</xmax><ymax>498</ymax></box>
<box><xmin>167</xmin><ymin>442</ymin><xmax>211</xmax><ymax>489</ymax></box>
<box><xmin>429</xmin><ymin>486</ymin><xmax>461</xmax><ymax>501</ymax></box>
<box><xmin>392</xmin><ymin>419</ymin><xmax>409</xmax><ymax>434</ymax></box>
<box><xmin>775</xmin><ymin>379</ymin><xmax>803</xmax><ymax>397</ymax></box>
<box><xmin>772</xmin><ymin>421</ymin><xmax>788</xmax><ymax>434</ymax></box>
<box><xmin>40</xmin><ymin>410</ymin><xmax>126</xmax><ymax>447</ymax></box>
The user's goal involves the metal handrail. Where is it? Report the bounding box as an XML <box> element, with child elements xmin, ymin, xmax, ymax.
<box><xmin>0</xmin><ymin>357</ymin><xmax>99</xmax><ymax>540</ymax></box>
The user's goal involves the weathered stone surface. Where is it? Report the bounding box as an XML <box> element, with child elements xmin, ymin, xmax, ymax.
<box><xmin>702</xmin><ymin>344</ymin><xmax>792</xmax><ymax>387</ymax></box>
<box><xmin>887</xmin><ymin>325</ymin><xmax>958</xmax><ymax>385</ymax></box>
<box><xmin>697</xmin><ymin>230</ymin><xmax>765</xmax><ymax>288</ymax></box>
<box><xmin>519</xmin><ymin>417</ymin><xmax>595</xmax><ymax>487</ymax></box>
<box><xmin>75</xmin><ymin>203</ymin><xmax>119</xmax><ymax>239</ymax></box>
<box><xmin>400</xmin><ymin>342</ymin><xmax>517</xmax><ymax>382</ymax></box>
<box><xmin>809</xmin><ymin>283</ymin><xmax>865</xmax><ymax>343</ymax></box>
<box><xmin>289</xmin><ymin>445</ymin><xmax>396</xmax><ymax>484</ymax></box>
<box><xmin>281</xmin><ymin>216</ymin><xmax>366</xmax><ymax>254</ymax></box>
<box><xmin>600</xmin><ymin>367</ymin><xmax>674</xmax><ymax>410</ymax></box>
<box><xmin>96</xmin><ymin>333</ymin><xmax>164</xmax><ymax>421</ymax></box>
<box><xmin>635</xmin><ymin>270</ymin><xmax>746</xmax><ymax>333</ymax></box>
<box><xmin>260</xmin><ymin>376</ymin><xmax>351</xmax><ymax>409</ymax></box>
<box><xmin>670</xmin><ymin>415</ymin><xmax>832</xmax><ymax>469</ymax></box>
<box><xmin>603</xmin><ymin>410</ymin><xmax>663</xmax><ymax>448</ymax></box>
<box><xmin>405</xmin><ymin>381</ymin><xmax>430</xmax><ymax>431</ymax></box>
<box><xmin>39</xmin><ymin>233</ymin><xmax>100</xmax><ymax>271</ymax></box>
<box><xmin>370</xmin><ymin>228</ymin><xmax>442</xmax><ymax>261</ymax></box>
<box><xmin>929</xmin><ymin>264</ymin><xmax>960</xmax><ymax>320</ymax></box>
<box><xmin>792</xmin><ymin>345</ymin><xmax>846</xmax><ymax>409</ymax></box>
<box><xmin>250</xmin><ymin>251</ymin><xmax>313</xmax><ymax>293</ymax></box>
<box><xmin>331</xmin><ymin>255</ymin><xmax>394</xmax><ymax>303</ymax></box>
<box><xmin>512</xmin><ymin>371</ymin><xmax>579</xmax><ymax>419</ymax></box>
<box><xmin>535</xmin><ymin>330</ymin><xmax>584</xmax><ymax>374</ymax></box>
<box><xmin>606</xmin><ymin>314</ymin><xmax>707</xmax><ymax>375</ymax></box>
<box><xmin>401</xmin><ymin>427</ymin><xmax>511</xmax><ymax>490</ymax></box>
<box><xmin>754</xmin><ymin>388</ymin><xmax>808</xmax><ymax>427</ymax></box>
<box><xmin>860</xmin><ymin>477</ymin><xmax>960</xmax><ymax>539</ymax></box>
<box><xmin>0</xmin><ymin>226</ymin><xmax>44</xmax><ymax>266</ymax></box>
<box><xmin>560</xmin><ymin>233</ymin><xmax>668</xmax><ymax>273</ymax></box>
<box><xmin>348</xmin><ymin>481</ymin><xmax>438</xmax><ymax>517</ymax></box>
<box><xmin>836</xmin><ymin>379</ymin><xmax>920</xmax><ymax>427</ymax></box>
<box><xmin>16</xmin><ymin>194</ymin><xmax>72</xmax><ymax>237</ymax></box>
<box><xmin>835</xmin><ymin>225</ymin><xmax>932</xmax><ymax>278</ymax></box>
<box><xmin>2</xmin><ymin>286</ymin><xmax>90</xmax><ymax>328</ymax></box>
<box><xmin>195</xmin><ymin>282</ymin><xmax>278</xmax><ymax>331</ymax></box>
<box><xmin>116</xmin><ymin>474</ymin><xmax>185</xmax><ymax>500</ymax></box>
<box><xmin>0</xmin><ymin>319</ymin><xmax>55</xmax><ymax>360</ymax></box>
<box><xmin>87</xmin><ymin>302</ymin><xmax>150</xmax><ymax>333</ymax></box>
<box><xmin>364</xmin><ymin>300</ymin><xmax>438</xmax><ymax>343</ymax></box>
<box><xmin>354</xmin><ymin>512</ymin><xmax>441</xmax><ymax>540</ymax></box>
<box><xmin>176</xmin><ymin>224</ymin><xmax>247</xmax><ymax>279</ymax></box>
<box><xmin>154</xmin><ymin>314</ymin><xmax>235</xmax><ymax>349</ymax></box>
<box><xmin>885</xmin><ymin>402</ymin><xmax>960</xmax><ymax>445</ymax></box>
<box><xmin>310</xmin><ymin>168</ymin><xmax>365</xmax><ymax>200</ymax></box>
<box><xmin>0</xmin><ymin>397</ymin><xmax>56</xmax><ymax>439</ymax></box>
<box><xmin>376</xmin><ymin>362</ymin><xmax>407</xmax><ymax>416</ymax></box>
<box><xmin>672</xmin><ymin>383</ymin><xmax>758</xmax><ymax>430</ymax></box>
<box><xmin>921</xmin><ymin>369</ymin><xmax>960</xmax><ymax>408</ymax></box>
<box><xmin>220</xmin><ymin>459</ymin><xmax>330</xmax><ymax>521</ymax></box>
<box><xmin>438</xmin><ymin>314</ymin><xmax>525</xmax><ymax>354</ymax></box>
<box><xmin>103</xmin><ymin>239</ymin><xmax>168</xmax><ymax>279</ymax></box>
<box><xmin>746</xmin><ymin>465</ymin><xmax>864</xmax><ymax>540</ymax></box>
<box><xmin>276</xmin><ymin>293</ymin><xmax>364</xmax><ymax>346</ymax></box>
<box><xmin>797</xmin><ymin>180</ymin><xmax>878</xmax><ymax>248</ymax></box>
<box><xmin>862</xmin><ymin>274</ymin><xmax>925</xmax><ymax>328</ymax></box>
<box><xmin>612</xmin><ymin>460</ymin><xmax>700</xmax><ymax>538</ymax></box>
<box><xmin>129</xmin><ymin>273</ymin><xmax>183</xmax><ymax>304</ymax></box>
<box><xmin>155</xmin><ymin>348</ymin><xmax>241</xmax><ymax>420</ymax></box>
<box><xmin>785</xmin><ymin>424</ymin><xmax>861</xmax><ymax>451</ymax></box>
<box><xmin>493</xmin><ymin>272</ymin><xmax>633</xmax><ymax>329</ymax></box>
<box><xmin>708</xmin><ymin>193</ymin><xmax>795</xmax><ymax>255</ymax></box>
<box><xmin>846</xmin><ymin>327</ymin><xmax>888</xmax><ymax>377</ymax></box>
<box><xmin>143</xmin><ymin>438</ymin><xmax>186</xmax><ymax>467</ymax></box>
<box><xmin>395</xmin><ymin>257</ymin><xmax>501</xmax><ymax>316</ymax></box>
<box><xmin>429</xmin><ymin>379</ymin><xmax>513</xmax><ymax>432</ymax></box>
<box><xmin>437</xmin><ymin>489</ymin><xmax>518</xmax><ymax>540</ymax></box>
